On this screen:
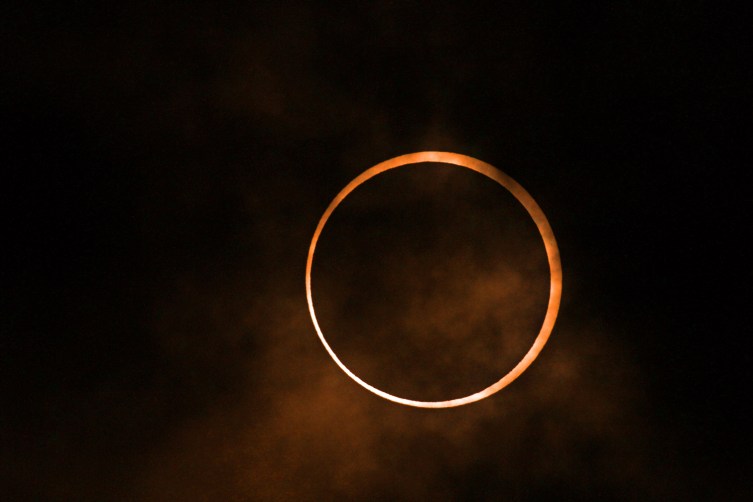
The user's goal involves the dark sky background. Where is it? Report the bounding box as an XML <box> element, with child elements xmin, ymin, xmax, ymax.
<box><xmin>1</xmin><ymin>1</ymin><xmax>750</xmax><ymax>500</ymax></box>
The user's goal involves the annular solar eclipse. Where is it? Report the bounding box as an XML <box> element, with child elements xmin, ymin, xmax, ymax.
<box><xmin>306</xmin><ymin>152</ymin><xmax>562</xmax><ymax>408</ymax></box>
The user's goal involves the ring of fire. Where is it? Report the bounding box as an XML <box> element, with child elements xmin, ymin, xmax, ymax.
<box><xmin>306</xmin><ymin>152</ymin><xmax>562</xmax><ymax>408</ymax></box>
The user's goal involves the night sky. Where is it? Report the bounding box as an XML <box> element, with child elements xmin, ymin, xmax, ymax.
<box><xmin>2</xmin><ymin>1</ymin><xmax>750</xmax><ymax>500</ymax></box>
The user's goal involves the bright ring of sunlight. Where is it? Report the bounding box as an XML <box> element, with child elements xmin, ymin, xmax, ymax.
<box><xmin>306</xmin><ymin>151</ymin><xmax>562</xmax><ymax>408</ymax></box>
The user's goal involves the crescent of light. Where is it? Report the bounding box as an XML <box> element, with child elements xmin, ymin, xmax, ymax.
<box><xmin>306</xmin><ymin>151</ymin><xmax>562</xmax><ymax>408</ymax></box>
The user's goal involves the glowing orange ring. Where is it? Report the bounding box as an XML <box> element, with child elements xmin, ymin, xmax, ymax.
<box><xmin>306</xmin><ymin>152</ymin><xmax>562</xmax><ymax>408</ymax></box>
